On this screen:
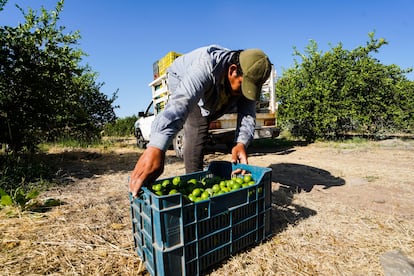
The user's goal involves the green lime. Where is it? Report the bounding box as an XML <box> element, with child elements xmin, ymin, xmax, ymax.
<box><xmin>152</xmin><ymin>183</ymin><xmax>162</xmax><ymax>192</ymax></box>
<box><xmin>192</xmin><ymin>188</ymin><xmax>202</xmax><ymax>197</ymax></box>
<box><xmin>172</xmin><ymin>176</ymin><xmax>181</xmax><ymax>186</ymax></box>
<box><xmin>234</xmin><ymin>177</ymin><xmax>244</xmax><ymax>185</ymax></box>
<box><xmin>201</xmin><ymin>191</ymin><xmax>210</xmax><ymax>200</ymax></box>
<box><xmin>212</xmin><ymin>184</ymin><xmax>220</xmax><ymax>193</ymax></box>
<box><xmin>248</xmin><ymin>180</ymin><xmax>255</xmax><ymax>186</ymax></box>
<box><xmin>155</xmin><ymin>191</ymin><xmax>164</xmax><ymax>196</ymax></box>
<box><xmin>243</xmin><ymin>175</ymin><xmax>252</xmax><ymax>183</ymax></box>
<box><xmin>231</xmin><ymin>183</ymin><xmax>242</xmax><ymax>190</ymax></box>
<box><xmin>162</xmin><ymin>179</ymin><xmax>171</xmax><ymax>188</ymax></box>
<box><xmin>205</xmin><ymin>188</ymin><xmax>213</xmax><ymax>195</ymax></box>
<box><xmin>169</xmin><ymin>189</ymin><xmax>178</xmax><ymax>195</ymax></box>
<box><xmin>226</xmin><ymin>180</ymin><xmax>234</xmax><ymax>187</ymax></box>
<box><xmin>187</xmin><ymin>178</ymin><xmax>198</xmax><ymax>185</ymax></box>
<box><xmin>188</xmin><ymin>194</ymin><xmax>196</xmax><ymax>202</ymax></box>
<box><xmin>221</xmin><ymin>187</ymin><xmax>230</xmax><ymax>193</ymax></box>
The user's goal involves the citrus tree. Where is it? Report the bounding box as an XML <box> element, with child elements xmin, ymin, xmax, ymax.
<box><xmin>276</xmin><ymin>33</ymin><xmax>413</xmax><ymax>141</ymax></box>
<box><xmin>0</xmin><ymin>0</ymin><xmax>117</xmax><ymax>152</ymax></box>
<box><xmin>103</xmin><ymin>115</ymin><xmax>138</xmax><ymax>137</ymax></box>
<box><xmin>0</xmin><ymin>0</ymin><xmax>6</xmax><ymax>11</ymax></box>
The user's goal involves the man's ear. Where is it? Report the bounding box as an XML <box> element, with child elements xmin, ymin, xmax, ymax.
<box><xmin>228</xmin><ymin>64</ymin><xmax>238</xmax><ymax>78</ymax></box>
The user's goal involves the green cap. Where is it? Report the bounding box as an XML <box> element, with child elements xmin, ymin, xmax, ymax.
<box><xmin>240</xmin><ymin>49</ymin><xmax>272</xmax><ymax>101</ymax></box>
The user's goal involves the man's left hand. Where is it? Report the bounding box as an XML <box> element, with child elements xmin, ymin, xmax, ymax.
<box><xmin>231</xmin><ymin>142</ymin><xmax>248</xmax><ymax>174</ymax></box>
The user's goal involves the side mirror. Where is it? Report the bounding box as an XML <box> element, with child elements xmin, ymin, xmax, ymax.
<box><xmin>138</xmin><ymin>111</ymin><xmax>145</xmax><ymax>117</ymax></box>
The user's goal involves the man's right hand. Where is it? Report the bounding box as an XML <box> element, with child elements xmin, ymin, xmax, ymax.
<box><xmin>129</xmin><ymin>146</ymin><xmax>165</xmax><ymax>197</ymax></box>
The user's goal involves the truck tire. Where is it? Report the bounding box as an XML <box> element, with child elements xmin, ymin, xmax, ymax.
<box><xmin>172</xmin><ymin>130</ymin><xmax>184</xmax><ymax>159</ymax></box>
<box><xmin>226</xmin><ymin>142</ymin><xmax>235</xmax><ymax>152</ymax></box>
<box><xmin>135</xmin><ymin>130</ymin><xmax>147</xmax><ymax>149</ymax></box>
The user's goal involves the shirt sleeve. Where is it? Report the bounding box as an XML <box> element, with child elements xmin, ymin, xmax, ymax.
<box><xmin>148</xmin><ymin>58</ymin><xmax>213</xmax><ymax>151</ymax></box>
<box><xmin>235</xmin><ymin>96</ymin><xmax>256</xmax><ymax>147</ymax></box>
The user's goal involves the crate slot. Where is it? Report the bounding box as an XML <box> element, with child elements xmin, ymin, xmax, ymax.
<box><xmin>199</xmin><ymin>244</ymin><xmax>231</xmax><ymax>272</ymax></box>
<box><xmin>197</xmin><ymin>213</ymin><xmax>230</xmax><ymax>238</ymax></box>
<box><xmin>232</xmin><ymin>216</ymin><xmax>258</xmax><ymax>240</ymax></box>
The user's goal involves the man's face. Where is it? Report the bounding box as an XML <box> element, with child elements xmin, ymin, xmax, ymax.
<box><xmin>228</xmin><ymin>65</ymin><xmax>243</xmax><ymax>96</ymax></box>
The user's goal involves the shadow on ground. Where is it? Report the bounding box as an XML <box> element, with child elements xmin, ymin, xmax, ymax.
<box><xmin>36</xmin><ymin>149</ymin><xmax>181</xmax><ymax>184</ymax></box>
<box><xmin>205</xmin><ymin>138</ymin><xmax>309</xmax><ymax>156</ymax></box>
<box><xmin>271</xmin><ymin>185</ymin><xmax>317</xmax><ymax>235</ymax></box>
<box><xmin>269</xmin><ymin>162</ymin><xmax>345</xmax><ymax>234</ymax></box>
<box><xmin>270</xmin><ymin>163</ymin><xmax>345</xmax><ymax>192</ymax></box>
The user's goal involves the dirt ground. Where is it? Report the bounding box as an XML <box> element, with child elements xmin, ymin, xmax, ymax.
<box><xmin>1</xmin><ymin>137</ymin><xmax>413</xmax><ymax>275</ymax></box>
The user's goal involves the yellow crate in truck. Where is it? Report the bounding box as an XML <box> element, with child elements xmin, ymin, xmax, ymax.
<box><xmin>158</xmin><ymin>51</ymin><xmax>182</xmax><ymax>76</ymax></box>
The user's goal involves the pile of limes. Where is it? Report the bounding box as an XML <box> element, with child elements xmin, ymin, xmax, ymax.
<box><xmin>149</xmin><ymin>174</ymin><xmax>256</xmax><ymax>202</ymax></box>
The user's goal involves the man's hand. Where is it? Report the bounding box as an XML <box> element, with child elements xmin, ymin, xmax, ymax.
<box><xmin>129</xmin><ymin>146</ymin><xmax>165</xmax><ymax>197</ymax></box>
<box><xmin>231</xmin><ymin>142</ymin><xmax>248</xmax><ymax>175</ymax></box>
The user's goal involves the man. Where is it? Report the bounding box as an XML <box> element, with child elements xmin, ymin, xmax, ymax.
<box><xmin>129</xmin><ymin>45</ymin><xmax>272</xmax><ymax>197</ymax></box>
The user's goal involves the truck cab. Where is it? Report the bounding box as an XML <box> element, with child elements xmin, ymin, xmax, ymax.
<box><xmin>134</xmin><ymin>101</ymin><xmax>154</xmax><ymax>149</ymax></box>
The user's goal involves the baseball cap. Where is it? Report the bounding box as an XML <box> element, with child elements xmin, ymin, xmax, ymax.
<box><xmin>239</xmin><ymin>49</ymin><xmax>272</xmax><ymax>101</ymax></box>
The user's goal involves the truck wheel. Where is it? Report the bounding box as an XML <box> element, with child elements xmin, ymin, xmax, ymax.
<box><xmin>136</xmin><ymin>130</ymin><xmax>147</xmax><ymax>149</ymax></box>
<box><xmin>173</xmin><ymin>130</ymin><xmax>184</xmax><ymax>159</ymax></box>
<box><xmin>225</xmin><ymin>142</ymin><xmax>235</xmax><ymax>152</ymax></box>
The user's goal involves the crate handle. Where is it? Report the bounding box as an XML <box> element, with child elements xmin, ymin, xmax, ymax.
<box><xmin>128</xmin><ymin>176</ymin><xmax>148</xmax><ymax>204</ymax></box>
<box><xmin>129</xmin><ymin>190</ymin><xmax>147</xmax><ymax>205</ymax></box>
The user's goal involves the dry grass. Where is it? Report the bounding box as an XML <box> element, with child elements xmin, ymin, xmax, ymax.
<box><xmin>209</xmin><ymin>188</ymin><xmax>414</xmax><ymax>275</ymax></box>
<box><xmin>0</xmin><ymin>172</ymin><xmax>145</xmax><ymax>276</ymax></box>
<box><xmin>1</xmin><ymin>138</ymin><xmax>413</xmax><ymax>275</ymax></box>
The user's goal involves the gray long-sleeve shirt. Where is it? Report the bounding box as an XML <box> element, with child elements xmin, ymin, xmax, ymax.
<box><xmin>148</xmin><ymin>45</ymin><xmax>256</xmax><ymax>151</ymax></box>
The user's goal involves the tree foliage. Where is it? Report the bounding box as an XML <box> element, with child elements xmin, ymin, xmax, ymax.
<box><xmin>276</xmin><ymin>33</ymin><xmax>414</xmax><ymax>141</ymax></box>
<box><xmin>0</xmin><ymin>0</ymin><xmax>117</xmax><ymax>152</ymax></box>
<box><xmin>0</xmin><ymin>0</ymin><xmax>7</xmax><ymax>11</ymax></box>
<box><xmin>103</xmin><ymin>115</ymin><xmax>137</xmax><ymax>137</ymax></box>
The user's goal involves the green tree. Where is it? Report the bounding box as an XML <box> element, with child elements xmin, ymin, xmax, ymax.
<box><xmin>0</xmin><ymin>0</ymin><xmax>117</xmax><ymax>152</ymax></box>
<box><xmin>0</xmin><ymin>0</ymin><xmax>7</xmax><ymax>11</ymax></box>
<box><xmin>103</xmin><ymin>115</ymin><xmax>137</xmax><ymax>137</ymax></box>
<box><xmin>276</xmin><ymin>33</ymin><xmax>413</xmax><ymax>141</ymax></box>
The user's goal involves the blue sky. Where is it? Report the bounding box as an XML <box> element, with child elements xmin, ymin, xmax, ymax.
<box><xmin>1</xmin><ymin>0</ymin><xmax>413</xmax><ymax>118</ymax></box>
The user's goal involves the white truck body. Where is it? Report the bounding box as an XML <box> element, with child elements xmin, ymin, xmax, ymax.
<box><xmin>134</xmin><ymin>66</ymin><xmax>279</xmax><ymax>157</ymax></box>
